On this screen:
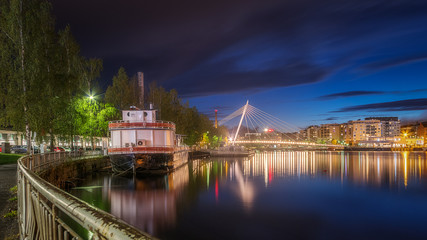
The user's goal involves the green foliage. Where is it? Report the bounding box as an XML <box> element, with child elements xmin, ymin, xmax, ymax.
<box><xmin>72</xmin><ymin>98</ymin><xmax>119</xmax><ymax>147</ymax></box>
<box><xmin>9</xmin><ymin>185</ymin><xmax>17</xmax><ymax>194</ymax></box>
<box><xmin>0</xmin><ymin>0</ymin><xmax>104</xmax><ymax>150</ymax></box>
<box><xmin>0</xmin><ymin>154</ymin><xmax>23</xmax><ymax>165</ymax></box>
<box><xmin>105</xmin><ymin>67</ymin><xmax>140</xmax><ymax>109</ymax></box>
<box><xmin>9</xmin><ymin>196</ymin><xmax>17</xmax><ymax>202</ymax></box>
<box><xmin>200</xmin><ymin>132</ymin><xmax>210</xmax><ymax>147</ymax></box>
<box><xmin>3</xmin><ymin>210</ymin><xmax>17</xmax><ymax>218</ymax></box>
<box><xmin>211</xmin><ymin>135</ymin><xmax>219</xmax><ymax>148</ymax></box>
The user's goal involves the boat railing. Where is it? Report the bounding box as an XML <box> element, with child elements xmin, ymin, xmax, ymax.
<box><xmin>108</xmin><ymin>120</ymin><xmax>176</xmax><ymax>129</ymax></box>
<box><xmin>109</xmin><ymin>144</ymin><xmax>175</xmax><ymax>148</ymax></box>
<box><xmin>108</xmin><ymin>144</ymin><xmax>189</xmax><ymax>154</ymax></box>
<box><xmin>17</xmin><ymin>151</ymin><xmax>152</xmax><ymax>240</ymax></box>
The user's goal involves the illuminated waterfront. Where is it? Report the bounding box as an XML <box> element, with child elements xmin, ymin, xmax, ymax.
<box><xmin>71</xmin><ymin>151</ymin><xmax>427</xmax><ymax>239</ymax></box>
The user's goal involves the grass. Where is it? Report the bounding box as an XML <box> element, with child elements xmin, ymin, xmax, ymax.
<box><xmin>0</xmin><ymin>153</ymin><xmax>24</xmax><ymax>165</ymax></box>
<box><xmin>3</xmin><ymin>210</ymin><xmax>17</xmax><ymax>218</ymax></box>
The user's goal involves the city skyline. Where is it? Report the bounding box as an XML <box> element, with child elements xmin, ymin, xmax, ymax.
<box><xmin>51</xmin><ymin>0</ymin><xmax>427</xmax><ymax>128</ymax></box>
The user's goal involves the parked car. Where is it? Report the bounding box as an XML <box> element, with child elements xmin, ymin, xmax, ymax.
<box><xmin>71</xmin><ymin>146</ymin><xmax>84</xmax><ymax>152</ymax></box>
<box><xmin>63</xmin><ymin>147</ymin><xmax>72</xmax><ymax>152</ymax></box>
<box><xmin>53</xmin><ymin>147</ymin><xmax>65</xmax><ymax>152</ymax></box>
<box><xmin>11</xmin><ymin>145</ymin><xmax>27</xmax><ymax>154</ymax></box>
<box><xmin>31</xmin><ymin>146</ymin><xmax>40</xmax><ymax>154</ymax></box>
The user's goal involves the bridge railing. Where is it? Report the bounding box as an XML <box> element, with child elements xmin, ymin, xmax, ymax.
<box><xmin>17</xmin><ymin>152</ymin><xmax>152</xmax><ymax>240</ymax></box>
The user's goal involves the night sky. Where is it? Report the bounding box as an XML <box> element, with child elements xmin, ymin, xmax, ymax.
<box><xmin>50</xmin><ymin>0</ymin><xmax>427</xmax><ymax>128</ymax></box>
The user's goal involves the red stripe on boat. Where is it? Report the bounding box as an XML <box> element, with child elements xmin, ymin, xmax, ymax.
<box><xmin>108</xmin><ymin>147</ymin><xmax>175</xmax><ymax>153</ymax></box>
<box><xmin>109</xmin><ymin>122</ymin><xmax>175</xmax><ymax>129</ymax></box>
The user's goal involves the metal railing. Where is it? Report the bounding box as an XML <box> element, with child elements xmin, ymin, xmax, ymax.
<box><xmin>109</xmin><ymin>119</ymin><xmax>175</xmax><ymax>125</ymax></box>
<box><xmin>108</xmin><ymin>144</ymin><xmax>189</xmax><ymax>155</ymax></box>
<box><xmin>17</xmin><ymin>152</ymin><xmax>153</xmax><ymax>240</ymax></box>
<box><xmin>108</xmin><ymin>120</ymin><xmax>176</xmax><ymax>130</ymax></box>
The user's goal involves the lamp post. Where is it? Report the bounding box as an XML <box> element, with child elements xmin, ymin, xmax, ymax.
<box><xmin>88</xmin><ymin>94</ymin><xmax>95</xmax><ymax>150</ymax></box>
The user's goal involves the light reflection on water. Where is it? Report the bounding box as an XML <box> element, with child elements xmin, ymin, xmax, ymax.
<box><xmin>70</xmin><ymin>151</ymin><xmax>427</xmax><ymax>239</ymax></box>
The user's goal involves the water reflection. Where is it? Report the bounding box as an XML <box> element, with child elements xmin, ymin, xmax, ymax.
<box><xmin>108</xmin><ymin>165</ymin><xmax>189</xmax><ymax>235</ymax></box>
<box><xmin>242</xmin><ymin>151</ymin><xmax>427</xmax><ymax>189</ymax></box>
<box><xmin>71</xmin><ymin>151</ymin><xmax>427</xmax><ymax>239</ymax></box>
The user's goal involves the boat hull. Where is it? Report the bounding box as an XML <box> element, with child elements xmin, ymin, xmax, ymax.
<box><xmin>110</xmin><ymin>149</ymin><xmax>188</xmax><ymax>174</ymax></box>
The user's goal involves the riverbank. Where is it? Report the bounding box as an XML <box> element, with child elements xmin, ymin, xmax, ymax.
<box><xmin>0</xmin><ymin>164</ymin><xmax>19</xmax><ymax>240</ymax></box>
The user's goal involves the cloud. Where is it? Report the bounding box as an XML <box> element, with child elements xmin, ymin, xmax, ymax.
<box><xmin>50</xmin><ymin>0</ymin><xmax>427</xmax><ymax>96</ymax></box>
<box><xmin>333</xmin><ymin>98</ymin><xmax>427</xmax><ymax>112</ymax></box>
<box><xmin>318</xmin><ymin>89</ymin><xmax>427</xmax><ymax>100</ymax></box>
<box><xmin>324</xmin><ymin>117</ymin><xmax>338</xmax><ymax>121</ymax></box>
<box><xmin>167</xmin><ymin>57</ymin><xmax>330</xmax><ymax>97</ymax></box>
<box><xmin>318</xmin><ymin>91</ymin><xmax>384</xmax><ymax>100</ymax></box>
<box><xmin>360</xmin><ymin>54</ymin><xmax>427</xmax><ymax>72</ymax></box>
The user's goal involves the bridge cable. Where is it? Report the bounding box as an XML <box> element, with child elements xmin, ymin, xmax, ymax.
<box><xmin>246</xmin><ymin>105</ymin><xmax>300</xmax><ymax>140</ymax></box>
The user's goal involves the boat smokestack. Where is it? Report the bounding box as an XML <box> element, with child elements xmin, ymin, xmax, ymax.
<box><xmin>215</xmin><ymin>109</ymin><xmax>218</xmax><ymax>128</ymax></box>
<box><xmin>150</xmin><ymin>103</ymin><xmax>153</xmax><ymax>109</ymax></box>
<box><xmin>137</xmin><ymin>72</ymin><xmax>144</xmax><ymax>108</ymax></box>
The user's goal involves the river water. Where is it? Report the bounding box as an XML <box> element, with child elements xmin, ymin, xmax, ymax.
<box><xmin>70</xmin><ymin>151</ymin><xmax>427</xmax><ymax>240</ymax></box>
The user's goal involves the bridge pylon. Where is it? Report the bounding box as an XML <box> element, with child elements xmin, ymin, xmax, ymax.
<box><xmin>233</xmin><ymin>100</ymin><xmax>249</xmax><ymax>145</ymax></box>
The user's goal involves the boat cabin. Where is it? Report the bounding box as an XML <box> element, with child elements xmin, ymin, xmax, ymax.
<box><xmin>108</xmin><ymin>108</ymin><xmax>176</xmax><ymax>153</ymax></box>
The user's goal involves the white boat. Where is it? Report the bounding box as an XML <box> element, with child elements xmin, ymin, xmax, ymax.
<box><xmin>108</xmin><ymin>106</ymin><xmax>189</xmax><ymax>174</ymax></box>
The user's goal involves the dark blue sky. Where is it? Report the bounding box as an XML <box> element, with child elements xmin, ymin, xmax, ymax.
<box><xmin>51</xmin><ymin>0</ymin><xmax>427</xmax><ymax>128</ymax></box>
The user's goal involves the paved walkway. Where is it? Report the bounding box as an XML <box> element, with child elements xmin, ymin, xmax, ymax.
<box><xmin>0</xmin><ymin>164</ymin><xmax>18</xmax><ymax>239</ymax></box>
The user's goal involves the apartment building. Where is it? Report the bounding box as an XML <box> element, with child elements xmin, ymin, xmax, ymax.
<box><xmin>365</xmin><ymin>117</ymin><xmax>400</xmax><ymax>137</ymax></box>
<box><xmin>318</xmin><ymin>124</ymin><xmax>341</xmax><ymax>142</ymax></box>
<box><xmin>349</xmin><ymin>119</ymin><xmax>382</xmax><ymax>142</ymax></box>
<box><xmin>306</xmin><ymin>125</ymin><xmax>319</xmax><ymax>141</ymax></box>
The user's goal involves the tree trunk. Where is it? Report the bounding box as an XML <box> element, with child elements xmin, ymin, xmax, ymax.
<box><xmin>71</xmin><ymin>134</ymin><xmax>74</xmax><ymax>149</ymax></box>
<box><xmin>19</xmin><ymin>0</ymin><xmax>31</xmax><ymax>154</ymax></box>
<box><xmin>49</xmin><ymin>129</ymin><xmax>54</xmax><ymax>152</ymax></box>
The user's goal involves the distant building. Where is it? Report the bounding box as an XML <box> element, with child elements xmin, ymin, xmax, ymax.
<box><xmin>418</xmin><ymin>122</ymin><xmax>427</xmax><ymax>141</ymax></box>
<box><xmin>365</xmin><ymin>117</ymin><xmax>400</xmax><ymax>137</ymax></box>
<box><xmin>340</xmin><ymin>123</ymin><xmax>353</xmax><ymax>144</ymax></box>
<box><xmin>306</xmin><ymin>125</ymin><xmax>319</xmax><ymax>142</ymax></box>
<box><xmin>299</xmin><ymin>129</ymin><xmax>307</xmax><ymax>141</ymax></box>
<box><xmin>318</xmin><ymin>124</ymin><xmax>341</xmax><ymax>142</ymax></box>
<box><xmin>350</xmin><ymin>119</ymin><xmax>382</xmax><ymax>142</ymax></box>
<box><xmin>400</xmin><ymin>124</ymin><xmax>418</xmax><ymax>138</ymax></box>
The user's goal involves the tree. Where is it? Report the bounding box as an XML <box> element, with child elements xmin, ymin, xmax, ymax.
<box><xmin>200</xmin><ymin>132</ymin><xmax>210</xmax><ymax>147</ymax></box>
<box><xmin>105</xmin><ymin>67</ymin><xmax>137</xmax><ymax>110</ymax></box>
<box><xmin>0</xmin><ymin>0</ymin><xmax>58</xmax><ymax>153</ymax></box>
<box><xmin>83</xmin><ymin>58</ymin><xmax>103</xmax><ymax>94</ymax></box>
<box><xmin>1</xmin><ymin>0</ymin><xmax>106</xmax><ymax>152</ymax></box>
<box><xmin>73</xmin><ymin>97</ymin><xmax>119</xmax><ymax>148</ymax></box>
<box><xmin>211</xmin><ymin>135</ymin><xmax>219</xmax><ymax>148</ymax></box>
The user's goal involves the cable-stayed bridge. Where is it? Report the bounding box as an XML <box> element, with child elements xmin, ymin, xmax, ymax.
<box><xmin>219</xmin><ymin>101</ymin><xmax>343</xmax><ymax>149</ymax></box>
